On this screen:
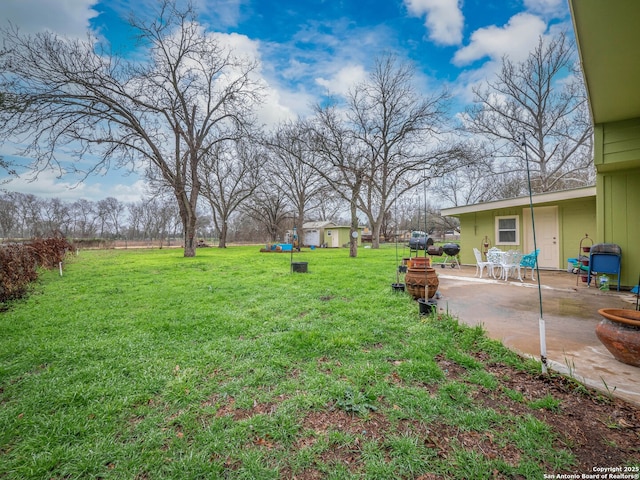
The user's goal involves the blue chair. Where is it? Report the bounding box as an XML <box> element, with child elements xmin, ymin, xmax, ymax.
<box><xmin>520</xmin><ymin>249</ymin><xmax>539</xmax><ymax>280</ymax></box>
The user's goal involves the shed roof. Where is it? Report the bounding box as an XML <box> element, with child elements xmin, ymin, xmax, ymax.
<box><xmin>302</xmin><ymin>221</ymin><xmax>335</xmax><ymax>229</ymax></box>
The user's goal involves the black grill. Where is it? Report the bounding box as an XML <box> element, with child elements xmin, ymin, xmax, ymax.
<box><xmin>442</xmin><ymin>243</ymin><xmax>460</xmax><ymax>256</ymax></box>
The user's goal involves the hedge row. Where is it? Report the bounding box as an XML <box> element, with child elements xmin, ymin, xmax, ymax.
<box><xmin>0</xmin><ymin>236</ymin><xmax>73</xmax><ymax>304</ymax></box>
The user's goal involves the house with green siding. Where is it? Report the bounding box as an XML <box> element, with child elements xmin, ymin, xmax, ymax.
<box><xmin>440</xmin><ymin>187</ymin><xmax>596</xmax><ymax>272</ymax></box>
<box><xmin>442</xmin><ymin>1</ymin><xmax>640</xmax><ymax>289</ymax></box>
<box><xmin>323</xmin><ymin>225</ymin><xmax>364</xmax><ymax>248</ymax></box>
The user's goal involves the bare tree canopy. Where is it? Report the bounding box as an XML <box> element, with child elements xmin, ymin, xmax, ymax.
<box><xmin>264</xmin><ymin>120</ymin><xmax>329</xmax><ymax>246</ymax></box>
<box><xmin>200</xmin><ymin>138</ymin><xmax>263</xmax><ymax>248</ymax></box>
<box><xmin>309</xmin><ymin>104</ymin><xmax>368</xmax><ymax>257</ymax></box>
<box><xmin>0</xmin><ymin>0</ymin><xmax>263</xmax><ymax>256</ymax></box>
<box><xmin>347</xmin><ymin>55</ymin><xmax>463</xmax><ymax>248</ymax></box>
<box><xmin>464</xmin><ymin>32</ymin><xmax>594</xmax><ymax>196</ymax></box>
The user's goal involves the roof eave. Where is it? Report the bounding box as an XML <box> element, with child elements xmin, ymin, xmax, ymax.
<box><xmin>440</xmin><ymin>186</ymin><xmax>596</xmax><ymax>217</ymax></box>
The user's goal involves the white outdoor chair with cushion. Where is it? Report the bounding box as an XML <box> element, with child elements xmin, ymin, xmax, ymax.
<box><xmin>473</xmin><ymin>248</ymin><xmax>492</xmax><ymax>278</ymax></box>
<box><xmin>500</xmin><ymin>250</ymin><xmax>523</xmax><ymax>281</ymax></box>
<box><xmin>485</xmin><ymin>247</ymin><xmax>505</xmax><ymax>279</ymax></box>
<box><xmin>520</xmin><ymin>249</ymin><xmax>539</xmax><ymax>281</ymax></box>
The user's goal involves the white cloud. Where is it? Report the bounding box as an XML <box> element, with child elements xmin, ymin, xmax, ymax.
<box><xmin>523</xmin><ymin>0</ymin><xmax>567</xmax><ymax>18</ymax></box>
<box><xmin>315</xmin><ymin>64</ymin><xmax>368</xmax><ymax>97</ymax></box>
<box><xmin>2</xmin><ymin>0</ymin><xmax>99</xmax><ymax>37</ymax></box>
<box><xmin>108</xmin><ymin>178</ymin><xmax>149</xmax><ymax>203</ymax></box>
<box><xmin>404</xmin><ymin>0</ymin><xmax>463</xmax><ymax>46</ymax></box>
<box><xmin>200</xmin><ymin>0</ymin><xmax>245</xmax><ymax>28</ymax></box>
<box><xmin>254</xmin><ymin>86</ymin><xmax>298</xmax><ymax>126</ymax></box>
<box><xmin>1</xmin><ymin>156</ymin><xmax>149</xmax><ymax>203</ymax></box>
<box><xmin>452</xmin><ymin>13</ymin><xmax>547</xmax><ymax>66</ymax></box>
<box><xmin>3</xmin><ymin>169</ymin><xmax>102</xmax><ymax>201</ymax></box>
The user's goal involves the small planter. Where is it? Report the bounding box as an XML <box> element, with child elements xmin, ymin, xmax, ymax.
<box><xmin>291</xmin><ymin>262</ymin><xmax>308</xmax><ymax>273</ymax></box>
<box><xmin>418</xmin><ymin>298</ymin><xmax>438</xmax><ymax>316</ymax></box>
<box><xmin>391</xmin><ymin>283</ymin><xmax>405</xmax><ymax>293</ymax></box>
<box><xmin>408</xmin><ymin>256</ymin><xmax>430</xmax><ymax>268</ymax></box>
<box><xmin>596</xmin><ymin>308</ymin><xmax>640</xmax><ymax>367</ymax></box>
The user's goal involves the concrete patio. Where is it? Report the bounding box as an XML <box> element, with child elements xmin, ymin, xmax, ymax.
<box><xmin>430</xmin><ymin>264</ymin><xmax>640</xmax><ymax>406</ymax></box>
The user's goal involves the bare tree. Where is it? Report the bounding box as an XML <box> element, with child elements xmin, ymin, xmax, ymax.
<box><xmin>243</xmin><ymin>181</ymin><xmax>290</xmax><ymax>243</ymax></box>
<box><xmin>264</xmin><ymin>120</ymin><xmax>328</xmax><ymax>246</ymax></box>
<box><xmin>348</xmin><ymin>55</ymin><xmax>461</xmax><ymax>248</ymax></box>
<box><xmin>96</xmin><ymin>197</ymin><xmax>126</xmax><ymax>239</ymax></box>
<box><xmin>200</xmin><ymin>138</ymin><xmax>263</xmax><ymax>248</ymax></box>
<box><xmin>0</xmin><ymin>1</ymin><xmax>262</xmax><ymax>256</ymax></box>
<box><xmin>314</xmin><ymin>188</ymin><xmax>343</xmax><ymax>224</ymax></box>
<box><xmin>126</xmin><ymin>202</ymin><xmax>144</xmax><ymax>241</ymax></box>
<box><xmin>13</xmin><ymin>193</ymin><xmax>42</xmax><ymax>238</ymax></box>
<box><xmin>41</xmin><ymin>197</ymin><xmax>71</xmax><ymax>236</ymax></box>
<box><xmin>309</xmin><ymin>104</ymin><xmax>368</xmax><ymax>258</ymax></box>
<box><xmin>0</xmin><ymin>193</ymin><xmax>18</xmax><ymax>238</ymax></box>
<box><xmin>464</xmin><ymin>33</ymin><xmax>593</xmax><ymax>195</ymax></box>
<box><xmin>71</xmin><ymin>199</ymin><xmax>97</xmax><ymax>238</ymax></box>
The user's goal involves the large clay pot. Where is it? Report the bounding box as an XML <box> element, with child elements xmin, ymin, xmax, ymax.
<box><xmin>408</xmin><ymin>256</ymin><xmax>430</xmax><ymax>268</ymax></box>
<box><xmin>405</xmin><ymin>266</ymin><xmax>439</xmax><ymax>300</ymax></box>
<box><xmin>595</xmin><ymin>308</ymin><xmax>640</xmax><ymax>367</ymax></box>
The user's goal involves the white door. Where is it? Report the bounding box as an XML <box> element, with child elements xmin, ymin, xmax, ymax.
<box><xmin>306</xmin><ymin>229</ymin><xmax>320</xmax><ymax>246</ymax></box>
<box><xmin>329</xmin><ymin>230</ymin><xmax>340</xmax><ymax>247</ymax></box>
<box><xmin>523</xmin><ymin>206</ymin><xmax>559</xmax><ymax>268</ymax></box>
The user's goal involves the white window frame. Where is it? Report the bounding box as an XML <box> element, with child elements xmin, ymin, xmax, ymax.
<box><xmin>495</xmin><ymin>215</ymin><xmax>519</xmax><ymax>246</ymax></box>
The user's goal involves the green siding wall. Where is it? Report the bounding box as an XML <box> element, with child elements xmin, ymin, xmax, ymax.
<box><xmin>458</xmin><ymin>212</ymin><xmax>495</xmax><ymax>265</ymax></box>
<box><xmin>595</xmin><ymin>118</ymin><xmax>640</xmax><ymax>171</ymax></box>
<box><xmin>323</xmin><ymin>228</ymin><xmax>362</xmax><ymax>248</ymax></box>
<box><xmin>558</xmin><ymin>198</ymin><xmax>597</xmax><ymax>266</ymax></box>
<box><xmin>596</xmin><ymin>169</ymin><xmax>640</xmax><ymax>287</ymax></box>
<box><xmin>458</xmin><ymin>207</ymin><xmax>523</xmax><ymax>266</ymax></box>
<box><xmin>594</xmin><ymin>117</ymin><xmax>640</xmax><ymax>287</ymax></box>
<box><xmin>457</xmin><ymin>198</ymin><xmax>596</xmax><ymax>270</ymax></box>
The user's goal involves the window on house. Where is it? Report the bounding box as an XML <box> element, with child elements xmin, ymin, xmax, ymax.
<box><xmin>495</xmin><ymin>216</ymin><xmax>519</xmax><ymax>245</ymax></box>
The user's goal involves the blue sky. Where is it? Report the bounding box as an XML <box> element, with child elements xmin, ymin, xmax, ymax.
<box><xmin>1</xmin><ymin>0</ymin><xmax>573</xmax><ymax>202</ymax></box>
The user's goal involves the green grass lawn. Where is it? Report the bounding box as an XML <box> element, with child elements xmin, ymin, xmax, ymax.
<box><xmin>0</xmin><ymin>246</ymin><xmax>573</xmax><ymax>478</ymax></box>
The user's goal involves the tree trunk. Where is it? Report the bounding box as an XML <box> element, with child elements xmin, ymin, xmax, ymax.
<box><xmin>183</xmin><ymin>214</ymin><xmax>197</xmax><ymax>257</ymax></box>
<box><xmin>349</xmin><ymin>200</ymin><xmax>358</xmax><ymax>258</ymax></box>
<box><xmin>218</xmin><ymin>222</ymin><xmax>228</xmax><ymax>248</ymax></box>
<box><xmin>296</xmin><ymin>207</ymin><xmax>305</xmax><ymax>248</ymax></box>
<box><xmin>371</xmin><ymin>221</ymin><xmax>382</xmax><ymax>249</ymax></box>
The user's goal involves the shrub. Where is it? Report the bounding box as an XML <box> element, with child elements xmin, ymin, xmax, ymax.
<box><xmin>0</xmin><ymin>235</ymin><xmax>73</xmax><ymax>303</ymax></box>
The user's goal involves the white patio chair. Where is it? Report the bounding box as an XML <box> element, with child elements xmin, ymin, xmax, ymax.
<box><xmin>473</xmin><ymin>248</ymin><xmax>492</xmax><ymax>278</ymax></box>
<box><xmin>486</xmin><ymin>247</ymin><xmax>505</xmax><ymax>279</ymax></box>
<box><xmin>500</xmin><ymin>250</ymin><xmax>523</xmax><ymax>281</ymax></box>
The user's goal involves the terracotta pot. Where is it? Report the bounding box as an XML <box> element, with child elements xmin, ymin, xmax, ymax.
<box><xmin>408</xmin><ymin>256</ymin><xmax>430</xmax><ymax>268</ymax></box>
<box><xmin>595</xmin><ymin>309</ymin><xmax>640</xmax><ymax>367</ymax></box>
<box><xmin>598</xmin><ymin>308</ymin><xmax>640</xmax><ymax>327</ymax></box>
<box><xmin>405</xmin><ymin>266</ymin><xmax>439</xmax><ymax>300</ymax></box>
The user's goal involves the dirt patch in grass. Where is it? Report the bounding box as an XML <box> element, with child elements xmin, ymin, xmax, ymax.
<box><xmin>290</xmin><ymin>357</ymin><xmax>640</xmax><ymax>478</ymax></box>
<box><xmin>476</xmin><ymin>357</ymin><xmax>640</xmax><ymax>471</ymax></box>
